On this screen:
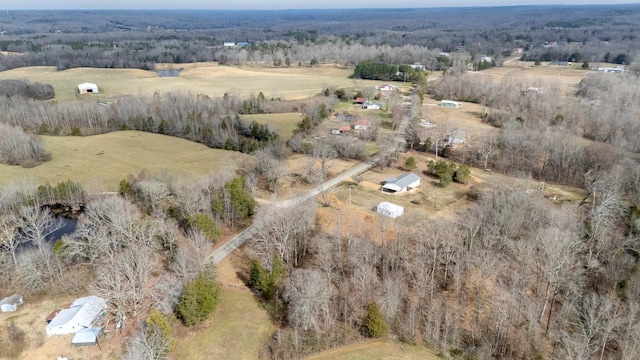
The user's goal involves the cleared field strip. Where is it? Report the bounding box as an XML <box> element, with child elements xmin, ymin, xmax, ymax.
<box><xmin>0</xmin><ymin>131</ymin><xmax>247</xmax><ymax>191</ymax></box>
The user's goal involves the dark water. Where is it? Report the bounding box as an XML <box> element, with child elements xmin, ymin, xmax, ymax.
<box><xmin>47</xmin><ymin>217</ymin><xmax>77</xmax><ymax>243</ymax></box>
<box><xmin>6</xmin><ymin>217</ymin><xmax>78</xmax><ymax>254</ymax></box>
<box><xmin>157</xmin><ymin>69</ymin><xmax>181</xmax><ymax>77</ymax></box>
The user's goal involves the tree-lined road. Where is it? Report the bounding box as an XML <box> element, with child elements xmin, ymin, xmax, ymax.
<box><xmin>208</xmin><ymin>159</ymin><xmax>376</xmax><ymax>264</ymax></box>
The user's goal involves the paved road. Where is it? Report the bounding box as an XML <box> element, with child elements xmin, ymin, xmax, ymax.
<box><xmin>207</xmin><ymin>160</ymin><xmax>375</xmax><ymax>264</ymax></box>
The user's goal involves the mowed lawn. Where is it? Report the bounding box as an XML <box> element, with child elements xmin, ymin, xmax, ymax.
<box><xmin>172</xmin><ymin>288</ymin><xmax>274</xmax><ymax>360</ymax></box>
<box><xmin>0</xmin><ymin>131</ymin><xmax>247</xmax><ymax>191</ymax></box>
<box><xmin>0</xmin><ymin>63</ymin><xmax>383</xmax><ymax>101</ymax></box>
<box><xmin>304</xmin><ymin>340</ymin><xmax>442</xmax><ymax>360</ymax></box>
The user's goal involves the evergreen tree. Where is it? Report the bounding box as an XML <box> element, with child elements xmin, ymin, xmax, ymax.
<box><xmin>365</xmin><ymin>301</ymin><xmax>388</xmax><ymax>338</ymax></box>
<box><xmin>175</xmin><ymin>271</ymin><xmax>221</xmax><ymax>326</ymax></box>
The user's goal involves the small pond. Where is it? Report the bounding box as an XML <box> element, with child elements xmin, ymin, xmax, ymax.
<box><xmin>156</xmin><ymin>69</ymin><xmax>182</xmax><ymax>77</ymax></box>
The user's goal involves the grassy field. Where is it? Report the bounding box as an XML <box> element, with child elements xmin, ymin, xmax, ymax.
<box><xmin>0</xmin><ymin>131</ymin><xmax>248</xmax><ymax>192</ymax></box>
<box><xmin>242</xmin><ymin>112</ymin><xmax>302</xmax><ymax>140</ymax></box>
<box><xmin>472</xmin><ymin>60</ymin><xmax>590</xmax><ymax>95</ymax></box>
<box><xmin>172</xmin><ymin>288</ymin><xmax>274</xmax><ymax>360</ymax></box>
<box><xmin>304</xmin><ymin>340</ymin><xmax>442</xmax><ymax>360</ymax></box>
<box><xmin>0</xmin><ymin>63</ymin><xmax>384</xmax><ymax>102</ymax></box>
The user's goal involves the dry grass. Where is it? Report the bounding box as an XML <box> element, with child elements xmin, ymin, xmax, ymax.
<box><xmin>422</xmin><ymin>96</ymin><xmax>497</xmax><ymax>135</ymax></box>
<box><xmin>469</xmin><ymin>60</ymin><xmax>589</xmax><ymax>95</ymax></box>
<box><xmin>242</xmin><ymin>112</ymin><xmax>302</xmax><ymax>140</ymax></box>
<box><xmin>0</xmin><ymin>130</ymin><xmax>248</xmax><ymax>192</ymax></box>
<box><xmin>329</xmin><ymin>152</ymin><xmax>473</xmax><ymax>220</ymax></box>
<box><xmin>304</xmin><ymin>339</ymin><xmax>442</xmax><ymax>360</ymax></box>
<box><xmin>172</xmin><ymin>257</ymin><xmax>274</xmax><ymax>360</ymax></box>
<box><xmin>0</xmin><ymin>63</ymin><xmax>382</xmax><ymax>102</ymax></box>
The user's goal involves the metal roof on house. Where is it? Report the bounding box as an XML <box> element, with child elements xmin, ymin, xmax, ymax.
<box><xmin>385</xmin><ymin>173</ymin><xmax>420</xmax><ymax>189</ymax></box>
<box><xmin>46</xmin><ymin>296</ymin><xmax>106</xmax><ymax>336</ymax></box>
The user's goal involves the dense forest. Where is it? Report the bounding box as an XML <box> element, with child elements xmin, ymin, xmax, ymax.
<box><xmin>1</xmin><ymin>6</ymin><xmax>640</xmax><ymax>71</ymax></box>
<box><xmin>1</xmin><ymin>5</ymin><xmax>640</xmax><ymax>360</ymax></box>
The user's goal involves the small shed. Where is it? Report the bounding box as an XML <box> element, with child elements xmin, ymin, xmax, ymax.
<box><xmin>440</xmin><ymin>100</ymin><xmax>460</xmax><ymax>108</ymax></box>
<box><xmin>376</xmin><ymin>202</ymin><xmax>404</xmax><ymax>218</ymax></box>
<box><xmin>71</xmin><ymin>327</ymin><xmax>102</xmax><ymax>347</ymax></box>
<box><xmin>77</xmin><ymin>83</ymin><xmax>99</xmax><ymax>94</ymax></box>
<box><xmin>0</xmin><ymin>294</ymin><xmax>23</xmax><ymax>312</ymax></box>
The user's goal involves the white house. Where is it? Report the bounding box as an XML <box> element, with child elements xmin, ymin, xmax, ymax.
<box><xmin>376</xmin><ymin>202</ymin><xmax>404</xmax><ymax>218</ymax></box>
<box><xmin>480</xmin><ymin>55</ymin><xmax>492</xmax><ymax>63</ymax></box>
<box><xmin>362</xmin><ymin>103</ymin><xmax>381</xmax><ymax>110</ymax></box>
<box><xmin>596</xmin><ymin>66</ymin><xmax>624</xmax><ymax>73</ymax></box>
<box><xmin>440</xmin><ymin>100</ymin><xmax>461</xmax><ymax>108</ymax></box>
<box><xmin>383</xmin><ymin>173</ymin><xmax>421</xmax><ymax>193</ymax></box>
<box><xmin>377</xmin><ymin>84</ymin><xmax>397</xmax><ymax>91</ymax></box>
<box><xmin>46</xmin><ymin>296</ymin><xmax>107</xmax><ymax>336</ymax></box>
<box><xmin>0</xmin><ymin>294</ymin><xmax>23</xmax><ymax>312</ymax></box>
<box><xmin>77</xmin><ymin>83</ymin><xmax>98</xmax><ymax>94</ymax></box>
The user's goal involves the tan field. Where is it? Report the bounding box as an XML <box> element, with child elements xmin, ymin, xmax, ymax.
<box><xmin>304</xmin><ymin>339</ymin><xmax>442</xmax><ymax>360</ymax></box>
<box><xmin>470</xmin><ymin>59</ymin><xmax>590</xmax><ymax>95</ymax></box>
<box><xmin>0</xmin><ymin>63</ymin><xmax>384</xmax><ymax>102</ymax></box>
<box><xmin>0</xmin><ymin>131</ymin><xmax>248</xmax><ymax>192</ymax></box>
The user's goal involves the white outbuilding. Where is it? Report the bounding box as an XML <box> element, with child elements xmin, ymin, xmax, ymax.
<box><xmin>0</xmin><ymin>294</ymin><xmax>23</xmax><ymax>312</ymax></box>
<box><xmin>77</xmin><ymin>82</ymin><xmax>99</xmax><ymax>94</ymax></box>
<box><xmin>46</xmin><ymin>296</ymin><xmax>107</xmax><ymax>336</ymax></box>
<box><xmin>376</xmin><ymin>201</ymin><xmax>404</xmax><ymax>218</ymax></box>
<box><xmin>71</xmin><ymin>327</ymin><xmax>103</xmax><ymax>346</ymax></box>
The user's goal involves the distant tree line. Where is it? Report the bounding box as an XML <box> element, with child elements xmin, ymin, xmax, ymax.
<box><xmin>0</xmin><ymin>80</ymin><xmax>55</xmax><ymax>100</ymax></box>
<box><xmin>1</xmin><ymin>6</ymin><xmax>638</xmax><ymax>71</ymax></box>
<box><xmin>353</xmin><ymin>61</ymin><xmax>427</xmax><ymax>83</ymax></box>
<box><xmin>0</xmin><ymin>122</ymin><xmax>50</xmax><ymax>167</ymax></box>
<box><xmin>0</xmin><ymin>91</ymin><xmax>279</xmax><ymax>154</ymax></box>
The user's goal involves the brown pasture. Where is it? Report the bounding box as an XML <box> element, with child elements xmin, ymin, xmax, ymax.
<box><xmin>0</xmin><ymin>63</ymin><xmax>384</xmax><ymax>102</ymax></box>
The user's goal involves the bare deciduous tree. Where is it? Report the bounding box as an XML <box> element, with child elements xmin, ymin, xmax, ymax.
<box><xmin>284</xmin><ymin>268</ymin><xmax>331</xmax><ymax>331</ymax></box>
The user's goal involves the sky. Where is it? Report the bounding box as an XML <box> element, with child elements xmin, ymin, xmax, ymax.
<box><xmin>4</xmin><ymin>0</ymin><xmax>640</xmax><ymax>10</ymax></box>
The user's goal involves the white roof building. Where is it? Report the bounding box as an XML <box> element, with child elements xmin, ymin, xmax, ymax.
<box><xmin>0</xmin><ymin>294</ymin><xmax>23</xmax><ymax>312</ymax></box>
<box><xmin>46</xmin><ymin>296</ymin><xmax>107</xmax><ymax>336</ymax></box>
<box><xmin>72</xmin><ymin>327</ymin><xmax>103</xmax><ymax>346</ymax></box>
<box><xmin>376</xmin><ymin>202</ymin><xmax>404</xmax><ymax>218</ymax></box>
<box><xmin>77</xmin><ymin>82</ymin><xmax>98</xmax><ymax>94</ymax></box>
<box><xmin>440</xmin><ymin>100</ymin><xmax>461</xmax><ymax>108</ymax></box>
<box><xmin>383</xmin><ymin>173</ymin><xmax>421</xmax><ymax>193</ymax></box>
